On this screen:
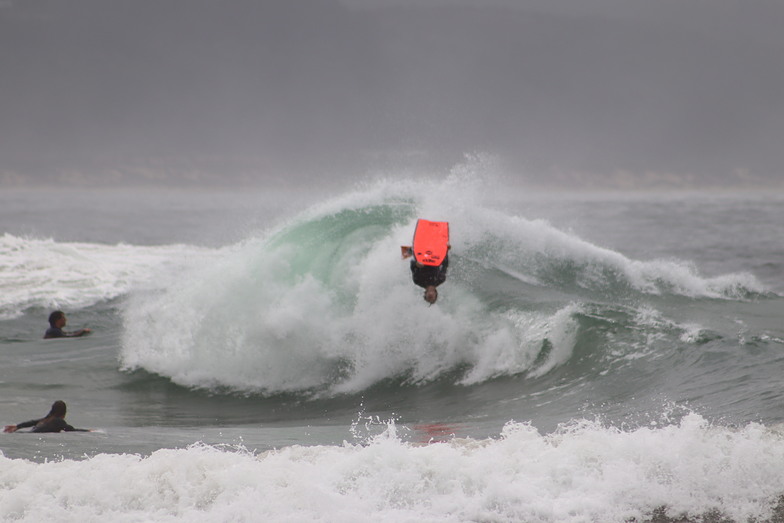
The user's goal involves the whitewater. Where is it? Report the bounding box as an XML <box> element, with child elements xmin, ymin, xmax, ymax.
<box><xmin>2</xmin><ymin>173</ymin><xmax>784</xmax><ymax>522</ymax></box>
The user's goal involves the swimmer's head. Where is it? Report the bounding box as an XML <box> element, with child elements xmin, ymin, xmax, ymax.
<box><xmin>48</xmin><ymin>310</ymin><xmax>65</xmax><ymax>327</ymax></box>
<box><xmin>46</xmin><ymin>400</ymin><xmax>67</xmax><ymax>418</ymax></box>
<box><xmin>424</xmin><ymin>286</ymin><xmax>438</xmax><ymax>304</ymax></box>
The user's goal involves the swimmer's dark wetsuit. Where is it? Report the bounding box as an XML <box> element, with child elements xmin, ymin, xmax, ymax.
<box><xmin>44</xmin><ymin>327</ymin><xmax>65</xmax><ymax>339</ymax></box>
<box><xmin>44</xmin><ymin>327</ymin><xmax>90</xmax><ymax>339</ymax></box>
<box><xmin>410</xmin><ymin>255</ymin><xmax>449</xmax><ymax>288</ymax></box>
<box><xmin>14</xmin><ymin>417</ymin><xmax>88</xmax><ymax>433</ymax></box>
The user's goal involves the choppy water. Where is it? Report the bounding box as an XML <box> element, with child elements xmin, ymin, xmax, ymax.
<box><xmin>2</xmin><ymin>175</ymin><xmax>784</xmax><ymax>522</ymax></box>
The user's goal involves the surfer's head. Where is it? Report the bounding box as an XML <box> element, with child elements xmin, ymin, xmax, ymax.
<box><xmin>424</xmin><ymin>286</ymin><xmax>438</xmax><ymax>304</ymax></box>
<box><xmin>45</xmin><ymin>400</ymin><xmax>67</xmax><ymax>419</ymax></box>
<box><xmin>48</xmin><ymin>310</ymin><xmax>66</xmax><ymax>328</ymax></box>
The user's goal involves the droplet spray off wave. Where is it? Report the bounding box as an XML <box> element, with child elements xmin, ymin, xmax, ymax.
<box><xmin>119</xmin><ymin>175</ymin><xmax>768</xmax><ymax>396</ymax></box>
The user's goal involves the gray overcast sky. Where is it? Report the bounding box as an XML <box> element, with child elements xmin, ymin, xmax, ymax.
<box><xmin>1</xmin><ymin>0</ymin><xmax>782</xmax><ymax>188</ymax></box>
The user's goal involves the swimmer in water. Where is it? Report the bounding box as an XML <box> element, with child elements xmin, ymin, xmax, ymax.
<box><xmin>44</xmin><ymin>310</ymin><xmax>91</xmax><ymax>339</ymax></box>
<box><xmin>3</xmin><ymin>400</ymin><xmax>90</xmax><ymax>433</ymax></box>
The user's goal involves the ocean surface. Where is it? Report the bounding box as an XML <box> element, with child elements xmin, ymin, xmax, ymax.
<box><xmin>2</xmin><ymin>174</ymin><xmax>784</xmax><ymax>522</ymax></box>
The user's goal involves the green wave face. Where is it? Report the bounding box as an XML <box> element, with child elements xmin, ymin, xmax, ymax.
<box><xmin>120</xmin><ymin>177</ymin><xmax>767</xmax><ymax>397</ymax></box>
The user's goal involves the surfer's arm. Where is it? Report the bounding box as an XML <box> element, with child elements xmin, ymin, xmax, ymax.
<box><xmin>62</xmin><ymin>424</ymin><xmax>89</xmax><ymax>432</ymax></box>
<box><xmin>4</xmin><ymin>418</ymin><xmax>40</xmax><ymax>432</ymax></box>
<box><xmin>44</xmin><ymin>327</ymin><xmax>90</xmax><ymax>339</ymax></box>
<box><xmin>401</xmin><ymin>246</ymin><xmax>413</xmax><ymax>259</ymax></box>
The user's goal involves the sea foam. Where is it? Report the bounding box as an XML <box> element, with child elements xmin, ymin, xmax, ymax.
<box><xmin>1</xmin><ymin>414</ymin><xmax>783</xmax><ymax>522</ymax></box>
<box><xmin>0</xmin><ymin>233</ymin><xmax>213</xmax><ymax>319</ymax></box>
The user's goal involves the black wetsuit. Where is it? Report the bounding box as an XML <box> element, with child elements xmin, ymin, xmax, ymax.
<box><xmin>410</xmin><ymin>255</ymin><xmax>449</xmax><ymax>288</ymax></box>
<box><xmin>44</xmin><ymin>327</ymin><xmax>89</xmax><ymax>339</ymax></box>
<box><xmin>14</xmin><ymin>417</ymin><xmax>88</xmax><ymax>433</ymax></box>
<box><xmin>44</xmin><ymin>326</ymin><xmax>65</xmax><ymax>339</ymax></box>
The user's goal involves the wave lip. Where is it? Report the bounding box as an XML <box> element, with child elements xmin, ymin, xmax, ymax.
<box><xmin>467</xmin><ymin>213</ymin><xmax>766</xmax><ymax>300</ymax></box>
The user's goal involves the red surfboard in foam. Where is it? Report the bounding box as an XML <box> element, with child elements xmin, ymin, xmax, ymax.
<box><xmin>412</xmin><ymin>219</ymin><xmax>449</xmax><ymax>266</ymax></box>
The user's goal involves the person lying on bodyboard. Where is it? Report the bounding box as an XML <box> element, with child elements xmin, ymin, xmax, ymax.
<box><xmin>4</xmin><ymin>400</ymin><xmax>91</xmax><ymax>433</ymax></box>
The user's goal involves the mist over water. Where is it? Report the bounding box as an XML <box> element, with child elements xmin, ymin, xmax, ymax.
<box><xmin>2</xmin><ymin>0</ymin><xmax>783</xmax><ymax>187</ymax></box>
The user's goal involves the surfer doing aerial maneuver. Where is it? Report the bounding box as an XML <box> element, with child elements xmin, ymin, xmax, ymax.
<box><xmin>401</xmin><ymin>219</ymin><xmax>450</xmax><ymax>304</ymax></box>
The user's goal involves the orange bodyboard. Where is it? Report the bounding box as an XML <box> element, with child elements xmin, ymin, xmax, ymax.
<box><xmin>412</xmin><ymin>219</ymin><xmax>449</xmax><ymax>266</ymax></box>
